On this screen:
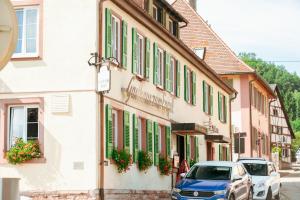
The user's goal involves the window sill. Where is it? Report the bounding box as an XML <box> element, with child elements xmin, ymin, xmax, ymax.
<box><xmin>135</xmin><ymin>74</ymin><xmax>146</xmax><ymax>81</ymax></box>
<box><xmin>0</xmin><ymin>157</ymin><xmax>46</xmax><ymax>165</ymax></box>
<box><xmin>11</xmin><ymin>56</ymin><xmax>42</xmax><ymax>61</ymax></box>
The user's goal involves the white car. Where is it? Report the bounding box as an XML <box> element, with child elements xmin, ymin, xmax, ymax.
<box><xmin>239</xmin><ymin>159</ymin><xmax>280</xmax><ymax>200</ymax></box>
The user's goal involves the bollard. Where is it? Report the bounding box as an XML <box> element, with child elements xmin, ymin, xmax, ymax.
<box><xmin>0</xmin><ymin>178</ymin><xmax>20</xmax><ymax>200</ymax></box>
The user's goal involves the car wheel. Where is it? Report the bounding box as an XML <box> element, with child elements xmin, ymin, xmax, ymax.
<box><xmin>275</xmin><ymin>189</ymin><xmax>280</xmax><ymax>200</ymax></box>
<box><xmin>229</xmin><ymin>193</ymin><xmax>235</xmax><ymax>200</ymax></box>
<box><xmin>248</xmin><ymin>188</ymin><xmax>253</xmax><ymax>200</ymax></box>
<box><xmin>266</xmin><ymin>188</ymin><xmax>272</xmax><ymax>200</ymax></box>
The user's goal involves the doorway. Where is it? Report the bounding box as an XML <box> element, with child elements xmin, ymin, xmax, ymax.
<box><xmin>177</xmin><ymin>135</ymin><xmax>185</xmax><ymax>164</ymax></box>
<box><xmin>207</xmin><ymin>142</ymin><xmax>214</xmax><ymax>161</ymax></box>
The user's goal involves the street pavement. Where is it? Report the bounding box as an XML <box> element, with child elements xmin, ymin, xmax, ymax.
<box><xmin>279</xmin><ymin>164</ymin><xmax>300</xmax><ymax>200</ymax></box>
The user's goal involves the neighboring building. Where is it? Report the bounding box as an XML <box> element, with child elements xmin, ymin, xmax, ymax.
<box><xmin>173</xmin><ymin>0</ymin><xmax>276</xmax><ymax>161</ymax></box>
<box><xmin>270</xmin><ymin>84</ymin><xmax>295</xmax><ymax>164</ymax></box>
<box><xmin>0</xmin><ymin>0</ymin><xmax>235</xmax><ymax>199</ymax></box>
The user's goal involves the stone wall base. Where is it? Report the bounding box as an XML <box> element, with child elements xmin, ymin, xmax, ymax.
<box><xmin>20</xmin><ymin>189</ymin><xmax>170</xmax><ymax>200</ymax></box>
<box><xmin>20</xmin><ymin>190</ymin><xmax>99</xmax><ymax>200</ymax></box>
<box><xmin>104</xmin><ymin>189</ymin><xmax>171</xmax><ymax>200</ymax></box>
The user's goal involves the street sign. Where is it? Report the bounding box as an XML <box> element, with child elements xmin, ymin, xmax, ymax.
<box><xmin>0</xmin><ymin>0</ymin><xmax>17</xmax><ymax>70</ymax></box>
<box><xmin>97</xmin><ymin>62</ymin><xmax>111</xmax><ymax>93</ymax></box>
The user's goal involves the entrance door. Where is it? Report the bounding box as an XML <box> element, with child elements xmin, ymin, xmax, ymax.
<box><xmin>177</xmin><ymin>135</ymin><xmax>185</xmax><ymax>164</ymax></box>
<box><xmin>207</xmin><ymin>142</ymin><xmax>214</xmax><ymax>161</ymax></box>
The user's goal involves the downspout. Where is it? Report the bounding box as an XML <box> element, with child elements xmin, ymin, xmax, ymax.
<box><xmin>249</xmin><ymin>79</ymin><xmax>255</xmax><ymax>157</ymax></box>
<box><xmin>269</xmin><ymin>98</ymin><xmax>276</xmax><ymax>160</ymax></box>
<box><xmin>229</xmin><ymin>92</ymin><xmax>237</xmax><ymax>161</ymax></box>
<box><xmin>98</xmin><ymin>0</ymin><xmax>104</xmax><ymax>199</ymax></box>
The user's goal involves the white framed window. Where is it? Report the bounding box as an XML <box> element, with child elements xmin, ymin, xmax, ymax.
<box><xmin>112</xmin><ymin>109</ymin><xmax>118</xmax><ymax>148</ymax></box>
<box><xmin>136</xmin><ymin>33</ymin><xmax>144</xmax><ymax>77</ymax></box>
<box><xmin>157</xmin><ymin>47</ymin><xmax>164</xmax><ymax>87</ymax></box>
<box><xmin>153</xmin><ymin>5</ymin><xmax>158</xmax><ymax>21</ymax></box>
<box><xmin>111</xmin><ymin>15</ymin><xmax>121</xmax><ymax>61</ymax></box>
<box><xmin>138</xmin><ymin>117</ymin><xmax>142</xmax><ymax>150</ymax></box>
<box><xmin>170</xmin><ymin>57</ymin><xmax>175</xmax><ymax>94</ymax></box>
<box><xmin>14</xmin><ymin>6</ymin><xmax>39</xmax><ymax>58</ymax></box>
<box><xmin>219</xmin><ymin>94</ymin><xmax>226</xmax><ymax>122</ymax></box>
<box><xmin>8</xmin><ymin>105</ymin><xmax>39</xmax><ymax>148</ymax></box>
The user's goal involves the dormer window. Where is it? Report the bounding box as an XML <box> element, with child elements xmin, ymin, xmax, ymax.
<box><xmin>194</xmin><ymin>47</ymin><xmax>206</xmax><ymax>60</ymax></box>
<box><xmin>152</xmin><ymin>4</ymin><xmax>163</xmax><ymax>24</ymax></box>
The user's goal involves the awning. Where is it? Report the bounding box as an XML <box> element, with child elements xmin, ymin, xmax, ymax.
<box><xmin>205</xmin><ymin>134</ymin><xmax>231</xmax><ymax>143</ymax></box>
<box><xmin>171</xmin><ymin>123</ymin><xmax>207</xmax><ymax>135</ymax></box>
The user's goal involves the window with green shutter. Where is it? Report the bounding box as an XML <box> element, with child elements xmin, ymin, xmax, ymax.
<box><xmin>176</xmin><ymin>60</ymin><xmax>180</xmax><ymax>97</ymax></box>
<box><xmin>122</xmin><ymin>20</ymin><xmax>128</xmax><ymax>69</ymax></box>
<box><xmin>153</xmin><ymin>42</ymin><xmax>158</xmax><ymax>84</ymax></box>
<box><xmin>192</xmin><ymin>71</ymin><xmax>196</xmax><ymax>105</ymax></box>
<box><xmin>210</xmin><ymin>87</ymin><xmax>213</xmax><ymax>115</ymax></box>
<box><xmin>146</xmin><ymin>119</ymin><xmax>153</xmax><ymax>156</ymax></box>
<box><xmin>203</xmin><ymin>81</ymin><xmax>207</xmax><ymax>112</ymax></box>
<box><xmin>153</xmin><ymin>122</ymin><xmax>159</xmax><ymax>166</ymax></box>
<box><xmin>218</xmin><ymin>92</ymin><xmax>227</xmax><ymax>123</ymax></box>
<box><xmin>165</xmin><ymin>126</ymin><xmax>171</xmax><ymax>158</ymax></box>
<box><xmin>105</xmin><ymin>104</ymin><xmax>113</xmax><ymax>158</ymax></box>
<box><xmin>123</xmin><ymin>111</ymin><xmax>130</xmax><ymax>152</ymax></box>
<box><xmin>186</xmin><ymin>135</ymin><xmax>190</xmax><ymax>164</ymax></box>
<box><xmin>145</xmin><ymin>38</ymin><xmax>151</xmax><ymax>79</ymax></box>
<box><xmin>132</xmin><ymin>114</ymin><xmax>139</xmax><ymax>162</ymax></box>
<box><xmin>219</xmin><ymin>145</ymin><xmax>223</xmax><ymax>161</ymax></box>
<box><xmin>105</xmin><ymin>8</ymin><xmax>112</xmax><ymax>59</ymax></box>
<box><xmin>132</xmin><ymin>28</ymin><xmax>137</xmax><ymax>74</ymax></box>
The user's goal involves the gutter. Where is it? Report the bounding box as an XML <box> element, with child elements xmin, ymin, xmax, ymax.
<box><xmin>249</xmin><ymin>79</ymin><xmax>255</xmax><ymax>157</ymax></box>
<box><xmin>229</xmin><ymin>91</ymin><xmax>238</xmax><ymax>161</ymax></box>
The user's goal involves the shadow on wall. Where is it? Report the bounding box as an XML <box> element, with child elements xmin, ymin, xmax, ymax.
<box><xmin>0</xmin><ymin>78</ymin><xmax>12</xmax><ymax>94</ymax></box>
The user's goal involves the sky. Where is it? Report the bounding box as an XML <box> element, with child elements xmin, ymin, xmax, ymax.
<box><xmin>196</xmin><ymin>0</ymin><xmax>300</xmax><ymax>76</ymax></box>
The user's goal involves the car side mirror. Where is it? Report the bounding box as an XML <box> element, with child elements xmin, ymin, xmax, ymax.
<box><xmin>232</xmin><ymin>175</ymin><xmax>242</xmax><ymax>182</ymax></box>
<box><xmin>180</xmin><ymin>173</ymin><xmax>186</xmax><ymax>178</ymax></box>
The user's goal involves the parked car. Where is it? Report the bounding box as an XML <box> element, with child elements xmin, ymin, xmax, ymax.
<box><xmin>172</xmin><ymin>161</ymin><xmax>253</xmax><ymax>200</ymax></box>
<box><xmin>239</xmin><ymin>159</ymin><xmax>280</xmax><ymax>200</ymax></box>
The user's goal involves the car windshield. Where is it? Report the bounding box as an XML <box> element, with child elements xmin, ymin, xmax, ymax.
<box><xmin>185</xmin><ymin>166</ymin><xmax>231</xmax><ymax>180</ymax></box>
<box><xmin>242</xmin><ymin>163</ymin><xmax>268</xmax><ymax>176</ymax></box>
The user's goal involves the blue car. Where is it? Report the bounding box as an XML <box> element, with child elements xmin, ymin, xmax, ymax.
<box><xmin>172</xmin><ymin>161</ymin><xmax>253</xmax><ymax>200</ymax></box>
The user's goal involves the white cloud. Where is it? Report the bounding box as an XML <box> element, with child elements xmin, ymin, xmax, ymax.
<box><xmin>196</xmin><ymin>0</ymin><xmax>300</xmax><ymax>75</ymax></box>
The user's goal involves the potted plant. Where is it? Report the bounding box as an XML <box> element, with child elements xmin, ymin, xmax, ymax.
<box><xmin>158</xmin><ymin>156</ymin><xmax>172</xmax><ymax>176</ymax></box>
<box><xmin>111</xmin><ymin>148</ymin><xmax>132</xmax><ymax>173</ymax></box>
<box><xmin>137</xmin><ymin>150</ymin><xmax>152</xmax><ymax>172</ymax></box>
<box><xmin>6</xmin><ymin>138</ymin><xmax>41</xmax><ymax>165</ymax></box>
<box><xmin>189</xmin><ymin>159</ymin><xmax>196</xmax><ymax>168</ymax></box>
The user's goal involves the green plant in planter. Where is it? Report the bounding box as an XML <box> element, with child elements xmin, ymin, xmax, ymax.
<box><xmin>6</xmin><ymin>138</ymin><xmax>41</xmax><ymax>165</ymax></box>
<box><xmin>137</xmin><ymin>150</ymin><xmax>152</xmax><ymax>171</ymax></box>
<box><xmin>158</xmin><ymin>156</ymin><xmax>172</xmax><ymax>176</ymax></box>
<box><xmin>189</xmin><ymin>159</ymin><xmax>197</xmax><ymax>168</ymax></box>
<box><xmin>272</xmin><ymin>146</ymin><xmax>282</xmax><ymax>159</ymax></box>
<box><xmin>111</xmin><ymin>148</ymin><xmax>132</xmax><ymax>173</ymax></box>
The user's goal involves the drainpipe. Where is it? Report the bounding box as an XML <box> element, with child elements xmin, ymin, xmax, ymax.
<box><xmin>249</xmin><ymin>79</ymin><xmax>255</xmax><ymax>157</ymax></box>
<box><xmin>98</xmin><ymin>0</ymin><xmax>104</xmax><ymax>199</ymax></box>
<box><xmin>269</xmin><ymin>98</ymin><xmax>276</xmax><ymax>160</ymax></box>
<box><xmin>229</xmin><ymin>92</ymin><xmax>237</xmax><ymax>161</ymax></box>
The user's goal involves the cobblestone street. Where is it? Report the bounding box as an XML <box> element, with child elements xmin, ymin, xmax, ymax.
<box><xmin>280</xmin><ymin>165</ymin><xmax>300</xmax><ymax>200</ymax></box>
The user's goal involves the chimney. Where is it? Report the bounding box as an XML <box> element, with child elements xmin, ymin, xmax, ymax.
<box><xmin>189</xmin><ymin>0</ymin><xmax>197</xmax><ymax>11</ymax></box>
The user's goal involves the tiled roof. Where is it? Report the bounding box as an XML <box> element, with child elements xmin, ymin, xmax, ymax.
<box><xmin>173</xmin><ymin>0</ymin><xmax>254</xmax><ymax>74</ymax></box>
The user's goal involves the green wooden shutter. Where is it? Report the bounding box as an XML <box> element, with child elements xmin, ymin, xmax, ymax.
<box><xmin>218</xmin><ymin>92</ymin><xmax>221</xmax><ymax>121</ymax></box>
<box><xmin>147</xmin><ymin>119</ymin><xmax>153</xmax><ymax>155</ymax></box>
<box><xmin>164</xmin><ymin>52</ymin><xmax>170</xmax><ymax>91</ymax></box>
<box><xmin>203</xmin><ymin>81</ymin><xmax>206</xmax><ymax>112</ymax></box>
<box><xmin>227</xmin><ymin>147</ymin><xmax>230</xmax><ymax>161</ymax></box>
<box><xmin>165</xmin><ymin>126</ymin><xmax>171</xmax><ymax>158</ymax></box>
<box><xmin>122</xmin><ymin>20</ymin><xmax>128</xmax><ymax>69</ymax></box>
<box><xmin>219</xmin><ymin>145</ymin><xmax>223</xmax><ymax>161</ymax></box>
<box><xmin>123</xmin><ymin>111</ymin><xmax>130</xmax><ymax>152</ymax></box>
<box><xmin>192</xmin><ymin>71</ymin><xmax>196</xmax><ymax>105</ymax></box>
<box><xmin>105</xmin><ymin>8</ymin><xmax>112</xmax><ymax>58</ymax></box>
<box><xmin>105</xmin><ymin>104</ymin><xmax>113</xmax><ymax>158</ymax></box>
<box><xmin>176</xmin><ymin>60</ymin><xmax>180</xmax><ymax>97</ymax></box>
<box><xmin>153</xmin><ymin>122</ymin><xmax>159</xmax><ymax>166</ymax></box>
<box><xmin>145</xmin><ymin>38</ymin><xmax>150</xmax><ymax>79</ymax></box>
<box><xmin>132</xmin><ymin>114</ymin><xmax>138</xmax><ymax>162</ymax></box>
<box><xmin>210</xmin><ymin>86</ymin><xmax>213</xmax><ymax>115</ymax></box>
<box><xmin>186</xmin><ymin>135</ymin><xmax>190</xmax><ymax>164</ymax></box>
<box><xmin>184</xmin><ymin>65</ymin><xmax>188</xmax><ymax>102</ymax></box>
<box><xmin>153</xmin><ymin>43</ymin><xmax>158</xmax><ymax>84</ymax></box>
<box><xmin>224</xmin><ymin>96</ymin><xmax>227</xmax><ymax>123</ymax></box>
<box><xmin>195</xmin><ymin>137</ymin><xmax>199</xmax><ymax>162</ymax></box>
<box><xmin>132</xmin><ymin>28</ymin><xmax>137</xmax><ymax>74</ymax></box>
